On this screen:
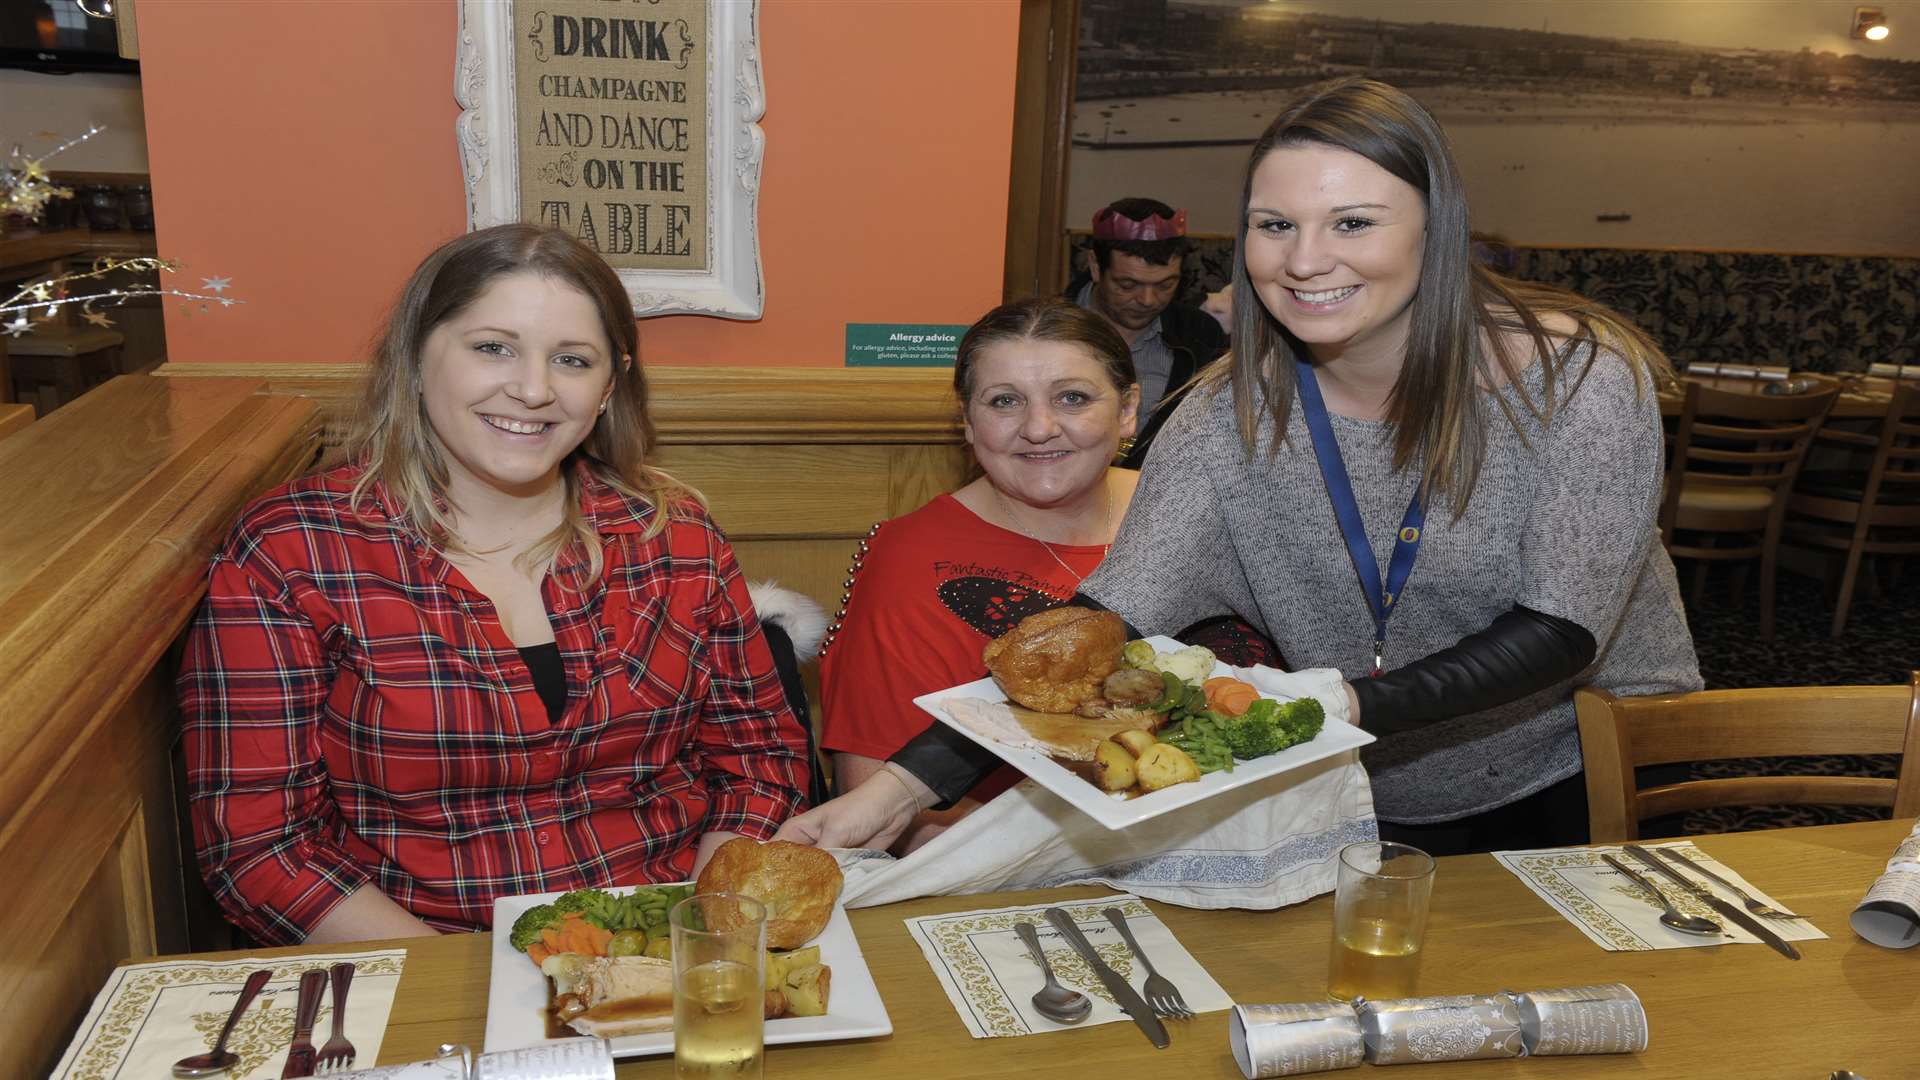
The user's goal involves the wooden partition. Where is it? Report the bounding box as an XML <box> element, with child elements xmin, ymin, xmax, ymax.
<box><xmin>0</xmin><ymin>375</ymin><xmax>322</xmax><ymax>1078</ymax></box>
<box><xmin>154</xmin><ymin>363</ymin><xmax>973</xmax><ymax>618</ymax></box>
<box><xmin>1</xmin><ymin>364</ymin><xmax>967</xmax><ymax>1076</ymax></box>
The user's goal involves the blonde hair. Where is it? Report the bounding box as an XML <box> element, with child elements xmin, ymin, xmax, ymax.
<box><xmin>1212</xmin><ymin>78</ymin><xmax>1674</xmax><ymax>516</ymax></box>
<box><xmin>337</xmin><ymin>224</ymin><xmax>700</xmax><ymax>582</ymax></box>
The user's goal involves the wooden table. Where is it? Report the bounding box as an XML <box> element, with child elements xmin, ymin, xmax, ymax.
<box><xmin>136</xmin><ymin>819</ymin><xmax>1915</xmax><ymax>1078</ymax></box>
<box><xmin>1659</xmin><ymin>375</ymin><xmax>1899</xmax><ymax>419</ymax></box>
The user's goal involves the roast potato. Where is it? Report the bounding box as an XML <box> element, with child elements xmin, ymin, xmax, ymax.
<box><xmin>1113</xmin><ymin>729</ymin><xmax>1158</xmax><ymax>758</ymax></box>
<box><xmin>782</xmin><ymin>963</ymin><xmax>832</xmax><ymax>1017</ymax></box>
<box><xmin>1136</xmin><ymin>743</ymin><xmax>1202</xmax><ymax>791</ymax></box>
<box><xmin>765</xmin><ymin>946</ymin><xmax>822</xmax><ymax>991</ymax></box>
<box><xmin>1092</xmin><ymin>738</ymin><xmax>1137</xmax><ymax>792</ymax></box>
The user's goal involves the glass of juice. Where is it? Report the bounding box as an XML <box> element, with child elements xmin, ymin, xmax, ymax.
<box><xmin>1327</xmin><ymin>841</ymin><xmax>1435</xmax><ymax>1003</ymax></box>
<box><xmin>670</xmin><ymin>892</ymin><xmax>767</xmax><ymax>1080</ymax></box>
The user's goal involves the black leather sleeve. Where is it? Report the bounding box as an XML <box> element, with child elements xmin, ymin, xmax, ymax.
<box><xmin>887</xmin><ymin>723</ymin><xmax>1005</xmax><ymax>810</ymax></box>
<box><xmin>1350</xmin><ymin>605</ymin><xmax>1597</xmax><ymax>736</ymax></box>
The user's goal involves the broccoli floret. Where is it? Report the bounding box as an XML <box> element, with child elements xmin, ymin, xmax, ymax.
<box><xmin>1279</xmin><ymin>697</ymin><xmax>1326</xmax><ymax>745</ymax></box>
<box><xmin>1222</xmin><ymin>704</ymin><xmax>1289</xmax><ymax>759</ymax></box>
<box><xmin>550</xmin><ymin>887</ymin><xmax>609</xmax><ymax>915</ymax></box>
<box><xmin>1221</xmin><ymin>697</ymin><xmax>1327</xmax><ymax>760</ymax></box>
<box><xmin>508</xmin><ymin>903</ymin><xmax>562</xmax><ymax>953</ymax></box>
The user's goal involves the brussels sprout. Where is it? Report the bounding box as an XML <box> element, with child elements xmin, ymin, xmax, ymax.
<box><xmin>607</xmin><ymin>929</ymin><xmax>648</xmax><ymax>957</ymax></box>
<box><xmin>1121</xmin><ymin>639</ymin><xmax>1158</xmax><ymax>670</ymax></box>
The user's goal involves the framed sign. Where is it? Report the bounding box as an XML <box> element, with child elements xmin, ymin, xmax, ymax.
<box><xmin>457</xmin><ymin>0</ymin><xmax>765</xmax><ymax>319</ymax></box>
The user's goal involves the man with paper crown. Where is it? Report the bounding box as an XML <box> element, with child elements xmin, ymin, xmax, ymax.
<box><xmin>1067</xmin><ymin>197</ymin><xmax>1228</xmax><ymax>468</ymax></box>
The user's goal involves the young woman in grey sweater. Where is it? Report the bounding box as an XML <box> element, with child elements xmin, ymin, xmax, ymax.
<box><xmin>780</xmin><ymin>78</ymin><xmax>1701</xmax><ymax>857</ymax></box>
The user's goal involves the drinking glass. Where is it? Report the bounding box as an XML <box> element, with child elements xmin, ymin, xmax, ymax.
<box><xmin>1327</xmin><ymin>841</ymin><xmax>1435</xmax><ymax>1003</ymax></box>
<box><xmin>670</xmin><ymin>892</ymin><xmax>767</xmax><ymax>1080</ymax></box>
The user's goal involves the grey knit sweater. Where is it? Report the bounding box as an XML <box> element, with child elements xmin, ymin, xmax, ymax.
<box><xmin>1082</xmin><ymin>352</ymin><xmax>1703</xmax><ymax>824</ymax></box>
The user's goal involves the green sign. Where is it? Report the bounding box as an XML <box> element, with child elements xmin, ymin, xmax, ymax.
<box><xmin>845</xmin><ymin>323</ymin><xmax>968</xmax><ymax>367</ymax></box>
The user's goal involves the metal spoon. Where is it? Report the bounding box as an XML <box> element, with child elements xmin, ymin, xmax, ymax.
<box><xmin>1014</xmin><ymin>920</ymin><xmax>1092</xmax><ymax>1024</ymax></box>
<box><xmin>173</xmin><ymin>968</ymin><xmax>273</xmax><ymax>1077</ymax></box>
<box><xmin>1601</xmin><ymin>854</ymin><xmax>1722</xmax><ymax>935</ymax></box>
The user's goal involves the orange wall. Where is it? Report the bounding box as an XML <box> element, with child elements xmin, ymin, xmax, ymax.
<box><xmin>140</xmin><ymin>1</ymin><xmax>1019</xmax><ymax>368</ymax></box>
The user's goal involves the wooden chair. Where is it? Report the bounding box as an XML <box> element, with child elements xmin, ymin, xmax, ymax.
<box><xmin>1659</xmin><ymin>376</ymin><xmax>1840</xmax><ymax>639</ymax></box>
<box><xmin>1574</xmin><ymin>675</ymin><xmax>1920</xmax><ymax>843</ymax></box>
<box><xmin>1783</xmin><ymin>383</ymin><xmax>1920</xmax><ymax>638</ymax></box>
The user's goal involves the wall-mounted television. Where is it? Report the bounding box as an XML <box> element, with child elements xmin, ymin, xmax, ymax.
<box><xmin>1</xmin><ymin>1</ymin><xmax>136</xmax><ymax>75</ymax></box>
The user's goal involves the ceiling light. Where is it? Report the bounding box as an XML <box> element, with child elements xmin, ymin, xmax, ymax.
<box><xmin>1852</xmin><ymin>6</ymin><xmax>1889</xmax><ymax>41</ymax></box>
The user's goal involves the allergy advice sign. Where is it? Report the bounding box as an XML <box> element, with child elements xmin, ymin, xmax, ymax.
<box><xmin>845</xmin><ymin>324</ymin><xmax>969</xmax><ymax>367</ymax></box>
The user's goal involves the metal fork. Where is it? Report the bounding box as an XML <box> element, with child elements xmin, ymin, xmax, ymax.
<box><xmin>1102</xmin><ymin>907</ymin><xmax>1193</xmax><ymax>1019</ymax></box>
<box><xmin>1655</xmin><ymin>847</ymin><xmax>1800</xmax><ymax>920</ymax></box>
<box><xmin>313</xmin><ymin>962</ymin><xmax>356</xmax><ymax>1074</ymax></box>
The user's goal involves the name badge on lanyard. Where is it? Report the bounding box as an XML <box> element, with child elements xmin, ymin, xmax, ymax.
<box><xmin>1294</xmin><ymin>360</ymin><xmax>1426</xmax><ymax>677</ymax></box>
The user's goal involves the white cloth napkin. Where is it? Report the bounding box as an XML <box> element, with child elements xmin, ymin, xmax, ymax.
<box><xmin>903</xmin><ymin>893</ymin><xmax>1233</xmax><ymax>1038</ymax></box>
<box><xmin>836</xmin><ymin>748</ymin><xmax>1375</xmax><ymax>910</ymax></box>
<box><xmin>50</xmin><ymin>949</ymin><xmax>406</xmax><ymax>1080</ymax></box>
<box><xmin>1493</xmin><ymin>842</ymin><xmax>1828</xmax><ymax>951</ymax></box>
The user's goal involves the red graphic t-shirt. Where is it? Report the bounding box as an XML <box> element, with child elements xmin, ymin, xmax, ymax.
<box><xmin>819</xmin><ymin>494</ymin><xmax>1104</xmax><ymax>802</ymax></box>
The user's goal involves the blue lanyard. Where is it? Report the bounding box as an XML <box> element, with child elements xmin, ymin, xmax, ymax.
<box><xmin>1295</xmin><ymin>360</ymin><xmax>1427</xmax><ymax>676</ymax></box>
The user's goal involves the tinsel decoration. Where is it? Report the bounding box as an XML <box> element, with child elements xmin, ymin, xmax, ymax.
<box><xmin>1</xmin><ymin>126</ymin><xmax>100</xmax><ymax>225</ymax></box>
<box><xmin>2</xmin><ymin>257</ymin><xmax>244</xmax><ymax>338</ymax></box>
<box><xmin>2</xmin><ymin>127</ymin><xmax>243</xmax><ymax>339</ymax></box>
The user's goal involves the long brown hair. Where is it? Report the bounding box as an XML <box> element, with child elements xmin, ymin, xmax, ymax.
<box><xmin>339</xmin><ymin>224</ymin><xmax>699</xmax><ymax>581</ymax></box>
<box><xmin>1212</xmin><ymin>78</ymin><xmax>1671</xmax><ymax>514</ymax></box>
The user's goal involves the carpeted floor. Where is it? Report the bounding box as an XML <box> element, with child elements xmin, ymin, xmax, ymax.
<box><xmin>1669</xmin><ymin>564</ymin><xmax>1914</xmax><ymax>836</ymax></box>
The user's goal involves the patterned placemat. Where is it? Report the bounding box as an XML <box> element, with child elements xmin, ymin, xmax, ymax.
<box><xmin>50</xmin><ymin>949</ymin><xmax>407</xmax><ymax>1080</ymax></box>
<box><xmin>904</xmin><ymin>893</ymin><xmax>1232</xmax><ymax>1038</ymax></box>
<box><xmin>1493</xmin><ymin>841</ymin><xmax>1828</xmax><ymax>952</ymax></box>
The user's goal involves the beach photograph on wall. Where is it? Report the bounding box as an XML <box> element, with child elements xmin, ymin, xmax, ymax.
<box><xmin>1070</xmin><ymin>0</ymin><xmax>1920</xmax><ymax>255</ymax></box>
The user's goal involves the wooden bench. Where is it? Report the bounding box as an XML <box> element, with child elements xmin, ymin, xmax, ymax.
<box><xmin>5</xmin><ymin>325</ymin><xmax>125</xmax><ymax>416</ymax></box>
<box><xmin>0</xmin><ymin>403</ymin><xmax>31</xmax><ymax>441</ymax></box>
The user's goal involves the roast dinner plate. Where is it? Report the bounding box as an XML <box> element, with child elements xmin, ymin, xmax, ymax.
<box><xmin>483</xmin><ymin>886</ymin><xmax>892</xmax><ymax>1056</ymax></box>
<box><xmin>913</xmin><ymin>635</ymin><xmax>1375</xmax><ymax>830</ymax></box>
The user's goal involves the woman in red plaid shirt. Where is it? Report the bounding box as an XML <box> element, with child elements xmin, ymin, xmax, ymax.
<box><xmin>178</xmin><ymin>226</ymin><xmax>811</xmax><ymax>944</ymax></box>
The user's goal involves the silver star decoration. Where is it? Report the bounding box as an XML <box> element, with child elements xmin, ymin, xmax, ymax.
<box><xmin>201</xmin><ymin>275</ymin><xmax>233</xmax><ymax>294</ymax></box>
<box><xmin>3</xmin><ymin>315</ymin><xmax>33</xmax><ymax>338</ymax></box>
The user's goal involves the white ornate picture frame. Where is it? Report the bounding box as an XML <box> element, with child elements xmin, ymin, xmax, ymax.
<box><xmin>456</xmin><ymin>0</ymin><xmax>766</xmax><ymax>319</ymax></box>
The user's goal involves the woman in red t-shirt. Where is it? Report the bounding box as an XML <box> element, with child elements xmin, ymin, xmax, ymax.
<box><xmin>818</xmin><ymin>298</ymin><xmax>1142</xmax><ymax>853</ymax></box>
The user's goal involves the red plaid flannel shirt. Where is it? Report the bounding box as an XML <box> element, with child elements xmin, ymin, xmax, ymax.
<box><xmin>179</xmin><ymin>464</ymin><xmax>809</xmax><ymax>943</ymax></box>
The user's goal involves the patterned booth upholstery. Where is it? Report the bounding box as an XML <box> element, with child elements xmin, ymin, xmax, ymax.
<box><xmin>1066</xmin><ymin>233</ymin><xmax>1920</xmax><ymax>374</ymax></box>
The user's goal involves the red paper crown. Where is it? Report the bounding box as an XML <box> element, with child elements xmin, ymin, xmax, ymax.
<box><xmin>1091</xmin><ymin>206</ymin><xmax>1187</xmax><ymax>242</ymax></box>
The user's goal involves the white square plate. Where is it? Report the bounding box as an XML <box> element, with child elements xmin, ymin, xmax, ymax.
<box><xmin>912</xmin><ymin>635</ymin><xmax>1374</xmax><ymax>830</ymax></box>
<box><xmin>483</xmin><ymin>887</ymin><xmax>892</xmax><ymax>1056</ymax></box>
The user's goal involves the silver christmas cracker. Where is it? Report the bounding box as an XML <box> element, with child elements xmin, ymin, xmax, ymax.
<box><xmin>1518</xmin><ymin>983</ymin><xmax>1649</xmax><ymax>1056</ymax></box>
<box><xmin>1229</xmin><ymin>1002</ymin><xmax>1365</xmax><ymax>1078</ymax></box>
<box><xmin>1357</xmin><ymin>992</ymin><xmax>1524</xmax><ymax>1065</ymax></box>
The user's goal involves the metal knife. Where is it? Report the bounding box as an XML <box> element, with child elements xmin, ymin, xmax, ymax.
<box><xmin>1623</xmin><ymin>844</ymin><xmax>1800</xmax><ymax>960</ymax></box>
<box><xmin>280</xmin><ymin>969</ymin><xmax>328</xmax><ymax>1078</ymax></box>
<box><xmin>1043</xmin><ymin>907</ymin><xmax>1170</xmax><ymax>1048</ymax></box>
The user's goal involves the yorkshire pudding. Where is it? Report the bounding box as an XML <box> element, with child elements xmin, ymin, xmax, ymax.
<box><xmin>695</xmin><ymin>838</ymin><xmax>843</xmax><ymax>950</ymax></box>
<box><xmin>981</xmin><ymin>607</ymin><xmax>1127</xmax><ymax>714</ymax></box>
